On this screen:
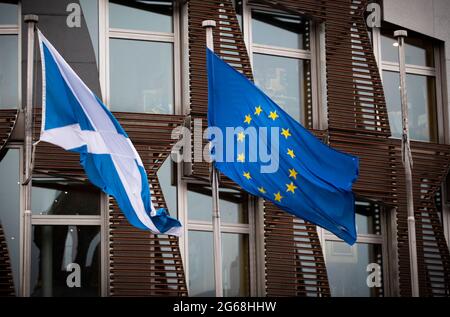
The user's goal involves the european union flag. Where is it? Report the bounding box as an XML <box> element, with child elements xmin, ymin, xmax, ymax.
<box><xmin>207</xmin><ymin>49</ymin><xmax>359</xmax><ymax>245</ymax></box>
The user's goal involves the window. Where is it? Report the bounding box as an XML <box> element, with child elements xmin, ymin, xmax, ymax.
<box><xmin>0</xmin><ymin>147</ymin><xmax>21</xmax><ymax>294</ymax></box>
<box><xmin>30</xmin><ymin>225</ymin><xmax>101</xmax><ymax>296</ymax></box>
<box><xmin>108</xmin><ymin>0</ymin><xmax>176</xmax><ymax>114</ymax></box>
<box><xmin>157</xmin><ymin>157</ymin><xmax>177</xmax><ymax>218</ymax></box>
<box><xmin>320</xmin><ymin>201</ymin><xmax>387</xmax><ymax>297</ymax></box>
<box><xmin>28</xmin><ymin>178</ymin><xmax>102</xmax><ymax>297</ymax></box>
<box><xmin>80</xmin><ymin>0</ymin><xmax>99</xmax><ymax>66</ymax></box>
<box><xmin>250</xmin><ymin>9</ymin><xmax>312</xmax><ymax>124</ymax></box>
<box><xmin>378</xmin><ymin>27</ymin><xmax>439</xmax><ymax>142</ymax></box>
<box><xmin>185</xmin><ymin>184</ymin><xmax>253</xmax><ymax>297</ymax></box>
<box><xmin>0</xmin><ymin>1</ymin><xmax>19</xmax><ymax>109</ymax></box>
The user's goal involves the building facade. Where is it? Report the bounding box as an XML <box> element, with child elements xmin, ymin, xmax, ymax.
<box><xmin>0</xmin><ymin>0</ymin><xmax>449</xmax><ymax>297</ymax></box>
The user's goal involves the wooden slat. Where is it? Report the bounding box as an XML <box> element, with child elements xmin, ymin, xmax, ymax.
<box><xmin>0</xmin><ymin>223</ymin><xmax>15</xmax><ymax>296</ymax></box>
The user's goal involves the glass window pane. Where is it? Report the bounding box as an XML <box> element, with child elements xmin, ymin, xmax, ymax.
<box><xmin>157</xmin><ymin>158</ymin><xmax>177</xmax><ymax>218</ymax></box>
<box><xmin>109</xmin><ymin>0</ymin><xmax>173</xmax><ymax>33</ymax></box>
<box><xmin>31</xmin><ymin>225</ymin><xmax>101</xmax><ymax>297</ymax></box>
<box><xmin>0</xmin><ymin>35</ymin><xmax>18</xmax><ymax>109</ymax></box>
<box><xmin>381</xmin><ymin>34</ymin><xmax>399</xmax><ymax>64</ymax></box>
<box><xmin>80</xmin><ymin>0</ymin><xmax>99</xmax><ymax>66</ymax></box>
<box><xmin>0</xmin><ymin>148</ymin><xmax>20</xmax><ymax>294</ymax></box>
<box><xmin>0</xmin><ymin>2</ymin><xmax>18</xmax><ymax>25</ymax></box>
<box><xmin>187</xmin><ymin>185</ymin><xmax>248</xmax><ymax>224</ymax></box>
<box><xmin>252</xmin><ymin>10</ymin><xmax>309</xmax><ymax>50</ymax></box>
<box><xmin>188</xmin><ymin>230</ymin><xmax>215</xmax><ymax>296</ymax></box>
<box><xmin>355</xmin><ymin>201</ymin><xmax>382</xmax><ymax>235</ymax></box>
<box><xmin>383</xmin><ymin>71</ymin><xmax>437</xmax><ymax>142</ymax></box>
<box><xmin>187</xmin><ymin>184</ymin><xmax>212</xmax><ymax>222</ymax></box>
<box><xmin>220</xmin><ymin>188</ymin><xmax>248</xmax><ymax>224</ymax></box>
<box><xmin>110</xmin><ymin>39</ymin><xmax>174</xmax><ymax>114</ymax></box>
<box><xmin>253</xmin><ymin>53</ymin><xmax>310</xmax><ymax>123</ymax></box>
<box><xmin>381</xmin><ymin>33</ymin><xmax>434</xmax><ymax>67</ymax></box>
<box><xmin>325</xmin><ymin>242</ymin><xmax>383</xmax><ymax>297</ymax></box>
<box><xmin>32</xmin><ymin>180</ymin><xmax>100</xmax><ymax>215</ymax></box>
<box><xmin>222</xmin><ymin>233</ymin><xmax>250</xmax><ymax>296</ymax></box>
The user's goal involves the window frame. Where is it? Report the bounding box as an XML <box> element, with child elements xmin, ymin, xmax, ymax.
<box><xmin>102</xmin><ymin>0</ymin><xmax>182</xmax><ymax>115</ymax></box>
<box><xmin>179</xmin><ymin>176</ymin><xmax>258</xmax><ymax>297</ymax></box>
<box><xmin>242</xmin><ymin>1</ymin><xmax>323</xmax><ymax>128</ymax></box>
<box><xmin>372</xmin><ymin>26</ymin><xmax>447</xmax><ymax>144</ymax></box>
<box><xmin>317</xmin><ymin>202</ymin><xmax>395</xmax><ymax>297</ymax></box>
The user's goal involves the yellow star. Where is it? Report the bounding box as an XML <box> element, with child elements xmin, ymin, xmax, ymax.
<box><xmin>243</xmin><ymin>172</ymin><xmax>251</xmax><ymax>180</ymax></box>
<box><xmin>289</xmin><ymin>168</ymin><xmax>298</xmax><ymax>180</ymax></box>
<box><xmin>281</xmin><ymin>128</ymin><xmax>291</xmax><ymax>139</ymax></box>
<box><xmin>244</xmin><ymin>114</ymin><xmax>252</xmax><ymax>125</ymax></box>
<box><xmin>286</xmin><ymin>182</ymin><xmax>297</xmax><ymax>194</ymax></box>
<box><xmin>258</xmin><ymin>187</ymin><xmax>266</xmax><ymax>194</ymax></box>
<box><xmin>268</xmin><ymin>111</ymin><xmax>279</xmax><ymax>121</ymax></box>
<box><xmin>237</xmin><ymin>131</ymin><xmax>245</xmax><ymax>142</ymax></box>
<box><xmin>254</xmin><ymin>106</ymin><xmax>263</xmax><ymax>116</ymax></box>
<box><xmin>274</xmin><ymin>191</ymin><xmax>283</xmax><ymax>202</ymax></box>
<box><xmin>237</xmin><ymin>153</ymin><xmax>245</xmax><ymax>163</ymax></box>
<box><xmin>287</xmin><ymin>149</ymin><xmax>295</xmax><ymax>159</ymax></box>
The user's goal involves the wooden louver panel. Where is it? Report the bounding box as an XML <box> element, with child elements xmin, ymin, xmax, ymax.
<box><xmin>108</xmin><ymin>114</ymin><xmax>188</xmax><ymax>296</ymax></box>
<box><xmin>0</xmin><ymin>109</ymin><xmax>19</xmax><ymax>158</ymax></box>
<box><xmin>0</xmin><ymin>223</ymin><xmax>15</xmax><ymax>296</ymax></box>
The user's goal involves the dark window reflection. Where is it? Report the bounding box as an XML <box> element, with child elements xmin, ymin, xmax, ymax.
<box><xmin>32</xmin><ymin>180</ymin><xmax>100</xmax><ymax>215</ymax></box>
<box><xmin>109</xmin><ymin>38</ymin><xmax>174</xmax><ymax>114</ymax></box>
<box><xmin>325</xmin><ymin>200</ymin><xmax>384</xmax><ymax>297</ymax></box>
<box><xmin>80</xmin><ymin>0</ymin><xmax>99</xmax><ymax>66</ymax></box>
<box><xmin>157</xmin><ymin>157</ymin><xmax>177</xmax><ymax>218</ymax></box>
<box><xmin>222</xmin><ymin>233</ymin><xmax>249</xmax><ymax>296</ymax></box>
<box><xmin>0</xmin><ymin>2</ymin><xmax>18</xmax><ymax>25</ymax></box>
<box><xmin>31</xmin><ymin>225</ymin><xmax>100</xmax><ymax>297</ymax></box>
<box><xmin>188</xmin><ymin>230</ymin><xmax>215</xmax><ymax>296</ymax></box>
<box><xmin>383</xmin><ymin>70</ymin><xmax>437</xmax><ymax>142</ymax></box>
<box><xmin>0</xmin><ymin>35</ymin><xmax>18</xmax><ymax>109</ymax></box>
<box><xmin>0</xmin><ymin>149</ymin><xmax>20</xmax><ymax>294</ymax></box>
<box><xmin>253</xmin><ymin>54</ymin><xmax>310</xmax><ymax>123</ymax></box>
<box><xmin>325</xmin><ymin>242</ymin><xmax>383</xmax><ymax>297</ymax></box>
<box><xmin>252</xmin><ymin>10</ymin><xmax>309</xmax><ymax>50</ymax></box>
<box><xmin>381</xmin><ymin>29</ymin><xmax>434</xmax><ymax>67</ymax></box>
<box><xmin>109</xmin><ymin>0</ymin><xmax>173</xmax><ymax>33</ymax></box>
<box><xmin>187</xmin><ymin>184</ymin><xmax>248</xmax><ymax>224</ymax></box>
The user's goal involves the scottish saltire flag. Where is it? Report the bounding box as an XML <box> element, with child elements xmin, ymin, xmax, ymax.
<box><xmin>37</xmin><ymin>30</ymin><xmax>182</xmax><ymax>235</ymax></box>
<box><xmin>207</xmin><ymin>49</ymin><xmax>359</xmax><ymax>244</ymax></box>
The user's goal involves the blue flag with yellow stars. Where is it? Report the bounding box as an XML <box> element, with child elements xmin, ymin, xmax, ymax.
<box><xmin>207</xmin><ymin>49</ymin><xmax>359</xmax><ymax>245</ymax></box>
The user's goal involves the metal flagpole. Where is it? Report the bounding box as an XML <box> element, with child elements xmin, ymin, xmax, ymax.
<box><xmin>394</xmin><ymin>30</ymin><xmax>420</xmax><ymax>297</ymax></box>
<box><xmin>22</xmin><ymin>14</ymin><xmax>38</xmax><ymax>297</ymax></box>
<box><xmin>202</xmin><ymin>19</ymin><xmax>223</xmax><ymax>297</ymax></box>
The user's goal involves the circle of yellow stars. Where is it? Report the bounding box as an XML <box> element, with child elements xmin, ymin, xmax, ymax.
<box><xmin>237</xmin><ymin>105</ymin><xmax>300</xmax><ymax>204</ymax></box>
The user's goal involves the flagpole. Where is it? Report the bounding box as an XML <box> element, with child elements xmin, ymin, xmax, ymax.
<box><xmin>394</xmin><ymin>30</ymin><xmax>420</xmax><ymax>297</ymax></box>
<box><xmin>202</xmin><ymin>19</ymin><xmax>223</xmax><ymax>297</ymax></box>
<box><xmin>22</xmin><ymin>14</ymin><xmax>38</xmax><ymax>297</ymax></box>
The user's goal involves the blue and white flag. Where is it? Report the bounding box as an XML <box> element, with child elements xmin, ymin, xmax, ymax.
<box><xmin>37</xmin><ymin>30</ymin><xmax>182</xmax><ymax>236</ymax></box>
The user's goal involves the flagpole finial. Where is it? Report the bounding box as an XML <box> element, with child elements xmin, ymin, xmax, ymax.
<box><xmin>393</xmin><ymin>30</ymin><xmax>408</xmax><ymax>38</ymax></box>
<box><xmin>24</xmin><ymin>14</ymin><xmax>39</xmax><ymax>23</ymax></box>
<box><xmin>202</xmin><ymin>20</ymin><xmax>216</xmax><ymax>28</ymax></box>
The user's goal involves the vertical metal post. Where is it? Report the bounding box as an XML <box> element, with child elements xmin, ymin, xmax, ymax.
<box><xmin>394</xmin><ymin>30</ymin><xmax>420</xmax><ymax>297</ymax></box>
<box><xmin>22</xmin><ymin>14</ymin><xmax>38</xmax><ymax>297</ymax></box>
<box><xmin>202</xmin><ymin>19</ymin><xmax>223</xmax><ymax>297</ymax></box>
